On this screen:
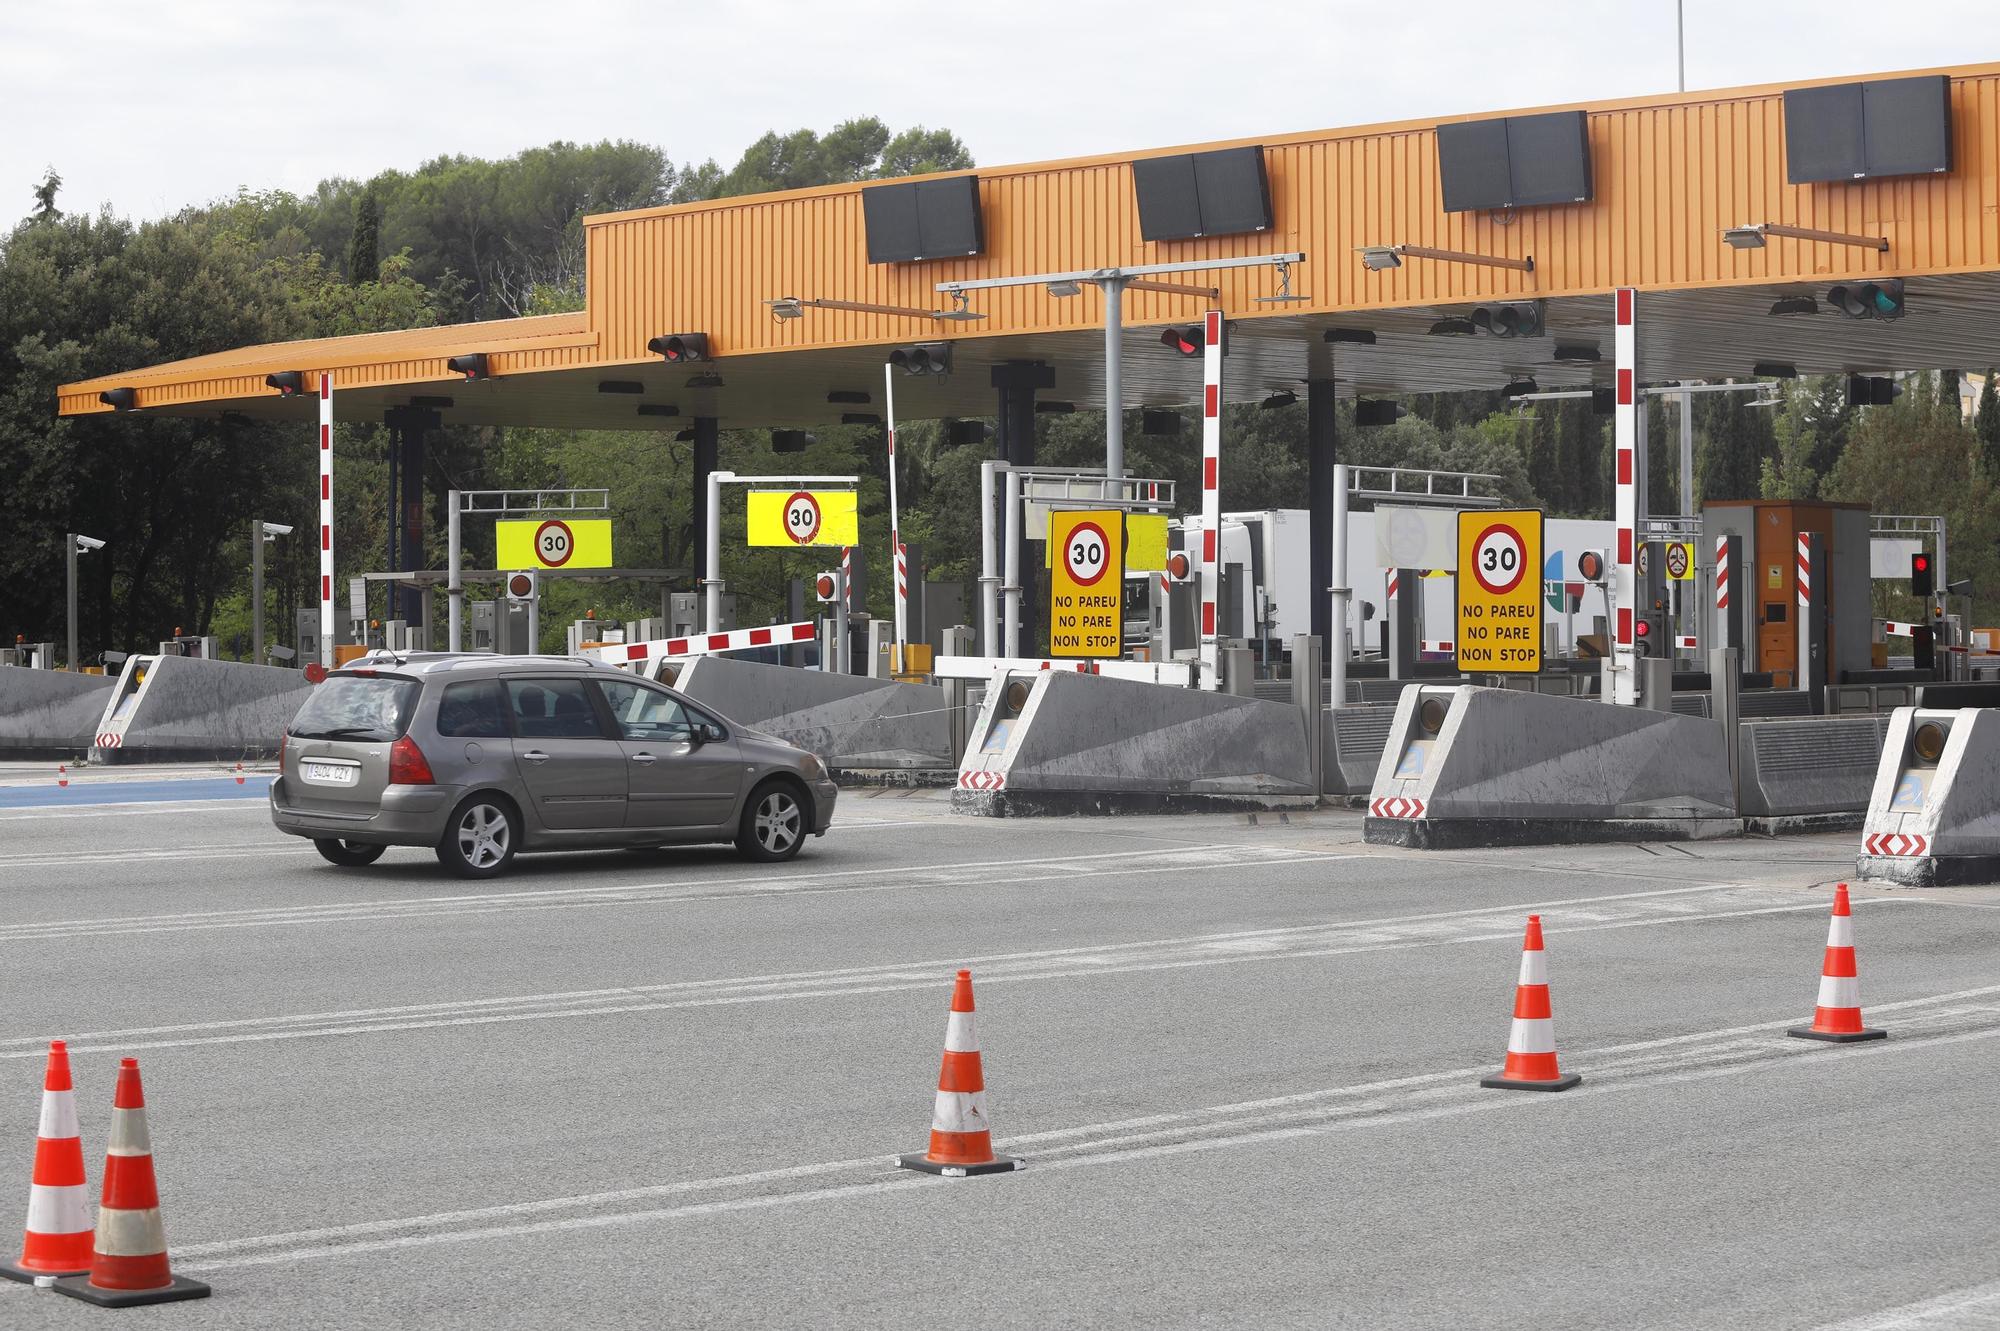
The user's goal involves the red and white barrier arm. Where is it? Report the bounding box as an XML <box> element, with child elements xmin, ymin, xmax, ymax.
<box><xmin>1881</xmin><ymin>621</ymin><xmax>1919</xmax><ymax>637</ymax></box>
<box><xmin>932</xmin><ymin>656</ymin><xmax>1197</xmax><ymax>688</ymax></box>
<box><xmin>588</xmin><ymin>620</ymin><xmax>818</xmax><ymax>667</ymax></box>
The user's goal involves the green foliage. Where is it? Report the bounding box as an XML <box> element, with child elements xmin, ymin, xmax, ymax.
<box><xmin>1976</xmin><ymin>371</ymin><xmax>2000</xmax><ymax>473</ymax></box>
<box><xmin>347</xmin><ymin>189</ymin><xmax>380</xmax><ymax>285</ymax></box>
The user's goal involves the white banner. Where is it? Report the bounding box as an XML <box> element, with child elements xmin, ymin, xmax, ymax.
<box><xmin>1374</xmin><ymin>505</ymin><xmax>1458</xmax><ymax>572</ymax></box>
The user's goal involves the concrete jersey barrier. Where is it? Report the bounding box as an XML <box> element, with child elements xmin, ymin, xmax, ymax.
<box><xmin>672</xmin><ymin>655</ymin><xmax>954</xmax><ymax>770</ymax></box>
<box><xmin>0</xmin><ymin>669</ymin><xmax>115</xmax><ymax>757</ymax></box>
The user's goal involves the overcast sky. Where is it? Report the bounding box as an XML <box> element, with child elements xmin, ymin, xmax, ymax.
<box><xmin>3</xmin><ymin>1</ymin><xmax>1991</xmax><ymax>221</ymax></box>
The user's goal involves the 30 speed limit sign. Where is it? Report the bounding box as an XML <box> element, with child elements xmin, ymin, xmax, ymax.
<box><xmin>1048</xmin><ymin>510</ymin><xmax>1123</xmax><ymax>658</ymax></box>
<box><xmin>534</xmin><ymin>520</ymin><xmax>575</xmax><ymax>568</ymax></box>
<box><xmin>781</xmin><ymin>491</ymin><xmax>822</xmax><ymax>544</ymax></box>
<box><xmin>1455</xmin><ymin>509</ymin><xmax>1543</xmax><ymax>674</ymax></box>
<box><xmin>1062</xmin><ymin>520</ymin><xmax>1112</xmax><ymax>587</ymax></box>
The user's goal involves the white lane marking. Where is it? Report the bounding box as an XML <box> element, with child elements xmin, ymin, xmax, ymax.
<box><xmin>0</xmin><ymin>799</ymin><xmax>270</xmax><ymax>821</ymax></box>
<box><xmin>1815</xmin><ymin>1277</ymin><xmax>2000</xmax><ymax>1329</ymax></box>
<box><xmin>171</xmin><ymin>987</ymin><xmax>2000</xmax><ymax>1272</ymax></box>
<box><xmin>0</xmin><ymin>886</ymin><xmax>1919</xmax><ymax>1059</ymax></box>
<box><xmin>0</xmin><ymin>843</ymin><xmax>1353</xmax><ymax>944</ymax></box>
<box><xmin>0</xmin><ymin>844</ymin><xmax>313</xmax><ymax>870</ymax></box>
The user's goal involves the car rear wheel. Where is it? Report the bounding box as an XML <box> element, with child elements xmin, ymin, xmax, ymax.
<box><xmin>313</xmin><ymin>837</ymin><xmax>385</xmax><ymax>867</ymax></box>
<box><xmin>436</xmin><ymin>797</ymin><xmax>519</xmax><ymax>879</ymax></box>
<box><xmin>735</xmin><ymin>781</ymin><xmax>807</xmax><ymax>863</ymax></box>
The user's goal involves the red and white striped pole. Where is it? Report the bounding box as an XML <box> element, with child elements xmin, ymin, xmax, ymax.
<box><xmin>1198</xmin><ymin>309</ymin><xmax>1223</xmax><ymax>690</ymax></box>
<box><xmin>317</xmin><ymin>373</ymin><xmax>334</xmax><ymax>669</ymax></box>
<box><xmin>883</xmin><ymin>364</ymin><xmax>908</xmax><ymax>663</ymax></box>
<box><xmin>1796</xmin><ymin>531</ymin><xmax>1812</xmax><ymax>612</ymax></box>
<box><xmin>1611</xmin><ymin>288</ymin><xmax>1639</xmax><ymax>704</ymax></box>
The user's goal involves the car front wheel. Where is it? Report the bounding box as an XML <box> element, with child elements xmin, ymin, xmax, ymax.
<box><xmin>735</xmin><ymin>782</ymin><xmax>806</xmax><ymax>863</ymax></box>
<box><xmin>314</xmin><ymin>837</ymin><xmax>386</xmax><ymax>867</ymax></box>
<box><xmin>436</xmin><ymin>797</ymin><xmax>519</xmax><ymax>878</ymax></box>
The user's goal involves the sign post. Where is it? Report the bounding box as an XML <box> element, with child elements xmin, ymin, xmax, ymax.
<box><xmin>1049</xmin><ymin>510</ymin><xmax>1123</xmax><ymax>659</ymax></box>
<box><xmin>1456</xmin><ymin>509</ymin><xmax>1544</xmax><ymax>675</ymax></box>
<box><xmin>317</xmin><ymin>374</ymin><xmax>334</xmax><ymax>669</ymax></box>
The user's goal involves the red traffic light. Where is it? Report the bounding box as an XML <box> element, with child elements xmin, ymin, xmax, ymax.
<box><xmin>303</xmin><ymin>662</ymin><xmax>327</xmax><ymax>684</ymax></box>
<box><xmin>1166</xmin><ymin>552</ymin><xmax>1191</xmax><ymax>581</ymax></box>
<box><xmin>1914</xmin><ymin>555</ymin><xmax>1929</xmax><ymax>572</ymax></box>
<box><xmin>1576</xmin><ymin>550</ymin><xmax>1606</xmax><ymax>581</ymax></box>
<box><xmin>1160</xmin><ymin>327</ymin><xmax>1202</xmax><ymax>357</ymax></box>
<box><xmin>1634</xmin><ymin>618</ymin><xmax>1652</xmax><ymax>638</ymax></box>
<box><xmin>507</xmin><ymin>572</ymin><xmax>535</xmax><ymax>598</ymax></box>
<box><xmin>815</xmin><ymin>573</ymin><xmax>837</xmax><ymax>600</ymax></box>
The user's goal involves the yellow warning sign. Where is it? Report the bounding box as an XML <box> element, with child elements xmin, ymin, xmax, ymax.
<box><xmin>1665</xmin><ymin>541</ymin><xmax>1695</xmax><ymax>581</ymax></box>
<box><xmin>1456</xmin><ymin>509</ymin><xmax>1543</xmax><ymax>674</ymax></box>
<box><xmin>496</xmin><ymin>518</ymin><xmax>614</xmax><ymax>570</ymax></box>
<box><xmin>1049</xmin><ymin>510</ymin><xmax>1123</xmax><ymax>659</ymax></box>
<box><xmin>1045</xmin><ymin>511</ymin><xmax>1169</xmax><ymax>573</ymax></box>
<box><xmin>746</xmin><ymin>490</ymin><xmax>859</xmax><ymax>547</ymax></box>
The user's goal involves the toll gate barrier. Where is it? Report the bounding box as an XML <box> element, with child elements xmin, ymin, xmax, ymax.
<box><xmin>1364</xmin><ymin>685</ymin><xmax>1737</xmax><ymax>848</ymax></box>
<box><xmin>1856</xmin><ymin>706</ymin><xmax>2000</xmax><ymax>886</ymax></box>
<box><xmin>953</xmin><ymin>668</ymin><xmax>1314</xmax><ymax>815</ymax></box>
<box><xmin>1737</xmin><ymin>715</ymin><xmax>1889</xmax><ymax>828</ymax></box>
<box><xmin>92</xmin><ymin>654</ymin><xmax>313</xmax><ymax>762</ymax></box>
<box><xmin>0</xmin><ymin>668</ymin><xmax>114</xmax><ymax>758</ymax></box>
<box><xmin>670</xmin><ymin>654</ymin><xmax>955</xmax><ymax>771</ymax></box>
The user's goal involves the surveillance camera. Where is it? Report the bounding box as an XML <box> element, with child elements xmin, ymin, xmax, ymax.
<box><xmin>266</xmin><ymin>645</ymin><xmax>297</xmax><ymax>662</ymax></box>
<box><xmin>73</xmin><ymin>535</ymin><xmax>106</xmax><ymax>552</ymax></box>
<box><xmin>260</xmin><ymin>522</ymin><xmax>294</xmax><ymax>538</ymax></box>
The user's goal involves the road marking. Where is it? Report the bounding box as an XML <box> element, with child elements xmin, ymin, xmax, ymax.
<box><xmin>165</xmin><ymin>985</ymin><xmax>2000</xmax><ymax>1273</ymax></box>
<box><xmin>1816</xmin><ymin>1277</ymin><xmax>2000</xmax><ymax>1329</ymax></box>
<box><xmin>0</xmin><ymin>882</ymin><xmax>1909</xmax><ymax>1058</ymax></box>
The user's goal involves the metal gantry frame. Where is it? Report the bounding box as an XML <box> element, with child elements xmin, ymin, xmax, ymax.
<box><xmin>702</xmin><ymin>472</ymin><xmax>860</xmax><ymax>635</ymax></box>
<box><xmin>446</xmin><ymin>488</ymin><xmax>609</xmax><ymax>653</ymax></box>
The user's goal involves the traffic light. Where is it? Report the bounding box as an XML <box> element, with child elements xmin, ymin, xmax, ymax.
<box><xmin>1633</xmin><ymin>606</ymin><xmax>1669</xmax><ymax>657</ymax></box>
<box><xmin>446</xmin><ymin>353</ymin><xmax>490</xmax><ymax>381</ymax></box>
<box><xmin>264</xmin><ymin>371</ymin><xmax>306</xmax><ymax>397</ymax></box>
<box><xmin>888</xmin><ymin>343</ymin><xmax>951</xmax><ymax>376</ymax></box>
<box><xmin>814</xmin><ymin>571</ymin><xmax>839</xmax><ymax>603</ymax></box>
<box><xmin>1165</xmin><ymin>551</ymin><xmax>1193</xmax><ymax>583</ymax></box>
<box><xmin>1469</xmin><ymin>301</ymin><xmax>1545</xmax><ymax>338</ymax></box>
<box><xmin>97</xmin><ymin>387</ymin><xmax>137</xmax><ymax>411</ymax></box>
<box><xmin>505</xmin><ymin>570</ymin><xmax>537</xmax><ymax>603</ymax></box>
<box><xmin>646</xmin><ymin>333</ymin><xmax>711</xmax><ymax>363</ymax></box>
<box><xmin>1827</xmin><ymin>280</ymin><xmax>1905</xmax><ymax>321</ymax></box>
<box><xmin>770</xmin><ymin>430</ymin><xmax>815</xmax><ymax>453</ymax></box>
<box><xmin>1354</xmin><ymin>399</ymin><xmax>1408</xmax><ymax>428</ymax></box>
<box><xmin>1912</xmin><ymin>552</ymin><xmax>1933</xmax><ymax>597</ymax></box>
<box><xmin>1912</xmin><ymin>623</ymin><xmax>1936</xmax><ymax>671</ymax></box>
<box><xmin>1576</xmin><ymin>549</ymin><xmax>1608</xmax><ymax>583</ymax></box>
<box><xmin>1847</xmin><ymin>374</ymin><xmax>1903</xmax><ymax>408</ymax></box>
<box><xmin>1160</xmin><ymin>326</ymin><xmax>1203</xmax><ymax>357</ymax></box>
<box><xmin>946</xmin><ymin>420</ymin><xmax>991</xmax><ymax>446</ymax></box>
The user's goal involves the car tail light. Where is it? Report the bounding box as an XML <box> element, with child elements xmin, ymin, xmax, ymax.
<box><xmin>388</xmin><ymin>735</ymin><xmax>436</xmax><ymax>785</ymax></box>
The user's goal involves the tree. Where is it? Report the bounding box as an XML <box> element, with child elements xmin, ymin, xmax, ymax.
<box><xmin>31</xmin><ymin>169</ymin><xmax>60</xmax><ymax>221</ymax></box>
<box><xmin>347</xmin><ymin>189</ymin><xmax>379</xmax><ymax>284</ymax></box>
<box><xmin>877</xmin><ymin>128</ymin><xmax>975</xmax><ymax>178</ymax></box>
<box><xmin>1976</xmin><ymin>370</ymin><xmax>2000</xmax><ymax>474</ymax></box>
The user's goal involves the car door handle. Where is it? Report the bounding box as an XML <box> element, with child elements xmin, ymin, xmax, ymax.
<box><xmin>630</xmin><ymin>753</ymin><xmax>657</xmax><ymax>765</ymax></box>
<box><xmin>520</xmin><ymin>750</ymin><xmax>550</xmax><ymax>763</ymax></box>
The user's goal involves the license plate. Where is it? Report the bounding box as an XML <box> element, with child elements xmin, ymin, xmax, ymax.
<box><xmin>302</xmin><ymin>761</ymin><xmax>357</xmax><ymax>786</ymax></box>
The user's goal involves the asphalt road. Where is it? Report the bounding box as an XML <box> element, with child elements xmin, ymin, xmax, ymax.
<box><xmin>0</xmin><ymin>772</ymin><xmax>1996</xmax><ymax>1329</ymax></box>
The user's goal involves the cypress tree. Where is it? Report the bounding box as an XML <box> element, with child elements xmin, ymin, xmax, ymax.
<box><xmin>347</xmin><ymin>190</ymin><xmax>380</xmax><ymax>285</ymax></box>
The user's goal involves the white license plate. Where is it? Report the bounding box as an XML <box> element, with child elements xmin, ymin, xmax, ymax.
<box><xmin>302</xmin><ymin>761</ymin><xmax>358</xmax><ymax>786</ymax></box>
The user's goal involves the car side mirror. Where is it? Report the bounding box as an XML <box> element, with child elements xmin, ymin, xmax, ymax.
<box><xmin>685</xmin><ymin>725</ymin><xmax>706</xmax><ymax>748</ymax></box>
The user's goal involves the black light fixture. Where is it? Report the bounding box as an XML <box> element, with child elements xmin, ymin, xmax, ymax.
<box><xmin>1259</xmin><ymin>391</ymin><xmax>1298</xmax><ymax>410</ymax></box>
<box><xmin>1428</xmin><ymin>317</ymin><xmax>1478</xmax><ymax>337</ymax></box>
<box><xmin>410</xmin><ymin>395</ymin><xmax>454</xmax><ymax>409</ymax></box>
<box><xmin>1591</xmin><ymin>387</ymin><xmax>1615</xmax><ymax>415</ymax></box>
<box><xmin>946</xmin><ymin>420</ymin><xmax>991</xmax><ymax>446</ymax></box>
<box><xmin>673</xmin><ymin>428</ymin><xmax>696</xmax><ymax>442</ymax></box>
<box><xmin>1159</xmin><ymin>326</ymin><xmax>1204</xmax><ymax>357</ymax></box>
<box><xmin>1141</xmin><ymin>408</ymin><xmax>1182</xmax><ymax>435</ymax></box>
<box><xmin>770</xmin><ymin>429</ymin><xmax>816</xmax><ymax>453</ymax></box>
<box><xmin>264</xmin><ymin>371</ymin><xmax>306</xmax><ymax>396</ymax></box>
<box><xmin>647</xmin><ymin>333</ymin><xmax>711</xmax><ymax>363</ymax></box>
<box><xmin>1751</xmin><ymin>362</ymin><xmax>1799</xmax><ymax>379</ymax></box>
<box><xmin>1354</xmin><ymin>399</ymin><xmax>1408</xmax><ymax>427</ymax></box>
<box><xmin>1324</xmin><ymin>328</ymin><xmax>1376</xmax><ymax>345</ymax></box>
<box><xmin>597</xmin><ymin>380</ymin><xmax>645</xmax><ymax>394</ymax></box>
<box><xmin>1501</xmin><ymin>378</ymin><xmax>1540</xmax><ymax>398</ymax></box>
<box><xmin>1035</xmin><ymin>400</ymin><xmax>1076</xmax><ymax>414</ymax></box>
<box><xmin>637</xmin><ymin>404</ymin><xmax>680</xmax><ymax>417</ymax></box>
<box><xmin>840</xmin><ymin>412</ymin><xmax>882</xmax><ymax>425</ymax></box>
<box><xmin>446</xmin><ymin>353</ymin><xmax>490</xmax><ymax>381</ymax></box>
<box><xmin>1828</xmin><ymin>279</ymin><xmax>1906</xmax><ymax>320</ymax></box>
<box><xmin>1553</xmin><ymin>344</ymin><xmax>1601</xmax><ymax>363</ymax></box>
<box><xmin>888</xmin><ymin>343</ymin><xmax>952</xmax><ymax>376</ymax></box>
<box><xmin>1768</xmin><ymin>295</ymin><xmax>1820</xmax><ymax>317</ymax></box>
<box><xmin>826</xmin><ymin>389</ymin><xmax>870</xmax><ymax>404</ymax></box>
<box><xmin>98</xmin><ymin>387</ymin><xmax>137</xmax><ymax>411</ymax></box>
<box><xmin>686</xmin><ymin>372</ymin><xmax>724</xmax><ymax>389</ymax></box>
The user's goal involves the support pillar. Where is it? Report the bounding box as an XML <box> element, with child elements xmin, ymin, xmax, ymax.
<box><xmin>991</xmin><ymin>362</ymin><xmax>1050</xmax><ymax>467</ymax></box>
<box><xmin>383</xmin><ymin>407</ymin><xmax>438</xmax><ymax>626</ymax></box>
<box><xmin>1387</xmin><ymin>569</ymin><xmax>1417</xmax><ymax>681</ymax></box>
<box><xmin>1711</xmin><ymin>533</ymin><xmax>1741</xmax><ymax>658</ymax></box>
<box><xmin>1307</xmin><ymin>379</ymin><xmax>1338</xmax><ymax>651</ymax></box>
<box><xmin>689</xmin><ymin>416</ymin><xmax>719</xmax><ymax>594</ymax></box>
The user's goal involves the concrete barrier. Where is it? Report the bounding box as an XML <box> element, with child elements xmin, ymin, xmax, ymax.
<box><xmin>953</xmin><ymin>669</ymin><xmax>1314</xmax><ymax>815</ymax></box>
<box><xmin>1364</xmin><ymin>685</ymin><xmax>1737</xmax><ymax>848</ymax></box>
<box><xmin>1856</xmin><ymin>706</ymin><xmax>2000</xmax><ymax>886</ymax></box>
<box><xmin>0</xmin><ymin>669</ymin><xmax>114</xmax><ymax>758</ymax></box>
<box><xmin>673</xmin><ymin>655</ymin><xmax>955</xmax><ymax>770</ymax></box>
<box><xmin>1322</xmin><ymin>704</ymin><xmax>1398</xmax><ymax>796</ymax></box>
<box><xmin>1737</xmin><ymin>716</ymin><xmax>1888</xmax><ymax>827</ymax></box>
<box><xmin>96</xmin><ymin>655</ymin><xmax>312</xmax><ymax>762</ymax></box>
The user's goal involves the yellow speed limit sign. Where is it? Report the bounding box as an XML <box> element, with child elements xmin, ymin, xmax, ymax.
<box><xmin>746</xmin><ymin>490</ymin><xmax>859</xmax><ymax>547</ymax></box>
<box><xmin>496</xmin><ymin>518</ymin><xmax>613</xmax><ymax>570</ymax></box>
<box><xmin>1049</xmin><ymin>510</ymin><xmax>1123</xmax><ymax>658</ymax></box>
<box><xmin>1456</xmin><ymin>509</ymin><xmax>1543</xmax><ymax>673</ymax></box>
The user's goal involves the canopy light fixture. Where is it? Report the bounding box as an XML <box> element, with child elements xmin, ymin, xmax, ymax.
<box><xmin>1553</xmin><ymin>343</ymin><xmax>1601</xmax><ymax>363</ymax></box>
<box><xmin>770</xmin><ymin>430</ymin><xmax>816</xmax><ymax>453</ymax></box>
<box><xmin>946</xmin><ymin>420</ymin><xmax>992</xmax><ymax>446</ymax></box>
<box><xmin>767</xmin><ymin>293</ymin><xmax>984</xmax><ymax>322</ymax></box>
<box><xmin>1722</xmin><ymin>222</ymin><xmax>1889</xmax><ymax>253</ymax></box>
<box><xmin>597</xmin><ymin>380</ymin><xmax>645</xmax><ymax>395</ymax></box>
<box><xmin>840</xmin><ymin>412</ymin><xmax>882</xmax><ymax>425</ymax></box>
<box><xmin>1768</xmin><ymin>295</ymin><xmax>1821</xmax><ymax>317</ymax></box>
<box><xmin>1259</xmin><ymin>391</ymin><xmax>1298</xmax><ymax>410</ymax></box>
<box><xmin>1035</xmin><ymin>401</ymin><xmax>1076</xmax><ymax>414</ymax></box>
<box><xmin>1502</xmin><ymin>378</ymin><xmax>1540</xmax><ymax>398</ymax></box>
<box><xmin>265</xmin><ymin>371</ymin><xmax>307</xmax><ymax>397</ymax></box>
<box><xmin>636</xmin><ymin>403</ymin><xmax>681</xmax><ymax>417</ymax></box>
<box><xmin>1359</xmin><ymin>243</ymin><xmax>1534</xmax><ymax>273</ymax></box>
<box><xmin>409</xmin><ymin>395</ymin><xmax>454</xmax><ymax>409</ymax></box>
<box><xmin>1324</xmin><ymin>328</ymin><xmax>1376</xmax><ymax>345</ymax></box>
<box><xmin>98</xmin><ymin>387</ymin><xmax>137</xmax><ymax>411</ymax></box>
<box><xmin>1751</xmin><ymin>362</ymin><xmax>1799</xmax><ymax>379</ymax></box>
<box><xmin>685</xmin><ymin>373</ymin><xmax>724</xmax><ymax>389</ymax></box>
<box><xmin>1045</xmin><ymin>280</ymin><xmax>1083</xmax><ymax>298</ymax></box>
<box><xmin>1253</xmin><ymin>258</ymin><xmax>1309</xmax><ymax>304</ymax></box>
<box><xmin>1428</xmin><ymin>317</ymin><xmax>1479</xmax><ymax>337</ymax></box>
<box><xmin>220</xmin><ymin>411</ymin><xmax>253</xmax><ymax>427</ymax></box>
<box><xmin>673</xmin><ymin>428</ymin><xmax>695</xmax><ymax>442</ymax></box>
<box><xmin>826</xmin><ymin>390</ymin><xmax>870</xmax><ymax>404</ymax></box>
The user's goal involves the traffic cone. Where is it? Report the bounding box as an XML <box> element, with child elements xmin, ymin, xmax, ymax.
<box><xmin>1789</xmin><ymin>883</ymin><xmax>1887</xmax><ymax>1043</ymax></box>
<box><xmin>0</xmin><ymin>1041</ymin><xmax>92</xmax><ymax>1284</ymax></box>
<box><xmin>52</xmin><ymin>1059</ymin><xmax>209</xmax><ymax>1307</ymax></box>
<box><xmin>1480</xmin><ymin>915</ymin><xmax>1582</xmax><ymax>1092</ymax></box>
<box><xmin>895</xmin><ymin>970</ymin><xmax>1023</xmax><ymax>1177</ymax></box>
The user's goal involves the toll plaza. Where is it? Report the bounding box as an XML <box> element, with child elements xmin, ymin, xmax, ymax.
<box><xmin>22</xmin><ymin>60</ymin><xmax>2000</xmax><ymax>873</ymax></box>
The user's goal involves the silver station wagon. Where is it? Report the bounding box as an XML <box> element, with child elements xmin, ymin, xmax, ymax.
<box><xmin>270</xmin><ymin>654</ymin><xmax>838</xmax><ymax>877</ymax></box>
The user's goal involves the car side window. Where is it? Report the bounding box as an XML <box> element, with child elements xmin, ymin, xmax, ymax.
<box><xmin>506</xmin><ymin>679</ymin><xmax>606</xmax><ymax>740</ymax></box>
<box><xmin>595</xmin><ymin>679</ymin><xmax>693</xmax><ymax>743</ymax></box>
<box><xmin>436</xmin><ymin>680</ymin><xmax>510</xmax><ymax>738</ymax></box>
<box><xmin>682</xmin><ymin>702</ymin><xmax>728</xmax><ymax>742</ymax></box>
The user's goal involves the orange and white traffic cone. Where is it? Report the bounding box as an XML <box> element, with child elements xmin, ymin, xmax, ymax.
<box><xmin>0</xmin><ymin>1040</ymin><xmax>92</xmax><ymax>1284</ymax></box>
<box><xmin>53</xmin><ymin>1059</ymin><xmax>209</xmax><ymax>1307</ymax></box>
<box><xmin>1480</xmin><ymin>915</ymin><xmax>1582</xmax><ymax>1092</ymax></box>
<box><xmin>895</xmin><ymin>970</ymin><xmax>1023</xmax><ymax>1177</ymax></box>
<box><xmin>1789</xmin><ymin>883</ymin><xmax>1887</xmax><ymax>1044</ymax></box>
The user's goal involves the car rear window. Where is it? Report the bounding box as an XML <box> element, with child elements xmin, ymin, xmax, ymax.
<box><xmin>288</xmin><ymin>674</ymin><xmax>422</xmax><ymax>741</ymax></box>
<box><xmin>437</xmin><ymin>680</ymin><xmax>510</xmax><ymax>738</ymax></box>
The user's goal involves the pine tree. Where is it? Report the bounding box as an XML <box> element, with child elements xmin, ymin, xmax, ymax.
<box><xmin>347</xmin><ymin>190</ymin><xmax>380</xmax><ymax>285</ymax></box>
